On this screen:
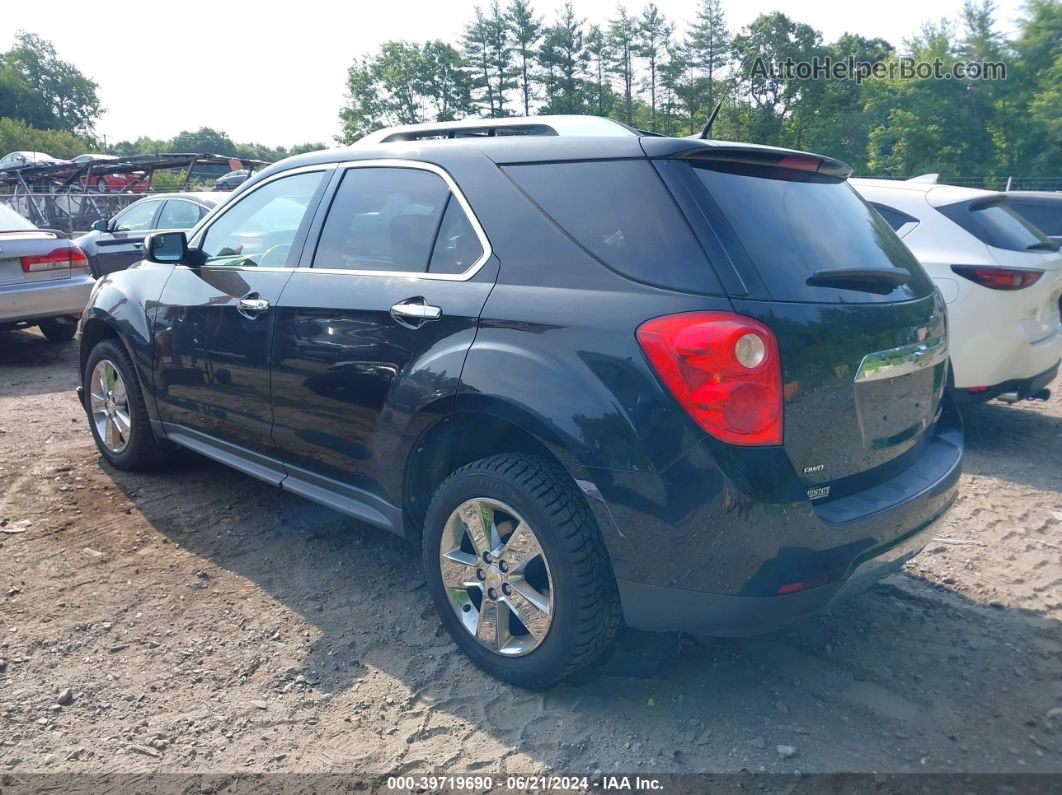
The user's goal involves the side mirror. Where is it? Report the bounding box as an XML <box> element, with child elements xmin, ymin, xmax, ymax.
<box><xmin>144</xmin><ymin>231</ymin><xmax>188</xmax><ymax>264</ymax></box>
<box><xmin>91</xmin><ymin>218</ymin><xmax>109</xmax><ymax>232</ymax></box>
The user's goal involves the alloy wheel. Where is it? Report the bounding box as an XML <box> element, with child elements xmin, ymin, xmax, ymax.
<box><xmin>89</xmin><ymin>359</ymin><xmax>131</xmax><ymax>453</ymax></box>
<box><xmin>438</xmin><ymin>498</ymin><xmax>554</xmax><ymax>656</ymax></box>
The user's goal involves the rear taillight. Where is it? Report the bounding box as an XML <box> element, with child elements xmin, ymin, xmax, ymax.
<box><xmin>951</xmin><ymin>264</ymin><xmax>1043</xmax><ymax>290</ymax></box>
<box><xmin>637</xmin><ymin>311</ymin><xmax>783</xmax><ymax>446</ymax></box>
<box><xmin>20</xmin><ymin>246</ymin><xmax>88</xmax><ymax>273</ymax></box>
<box><xmin>69</xmin><ymin>246</ymin><xmax>89</xmax><ymax>269</ymax></box>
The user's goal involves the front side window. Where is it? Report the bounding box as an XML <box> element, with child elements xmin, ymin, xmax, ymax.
<box><xmin>313</xmin><ymin>167</ymin><xmax>480</xmax><ymax>273</ymax></box>
<box><xmin>157</xmin><ymin>200</ymin><xmax>203</xmax><ymax>230</ymax></box>
<box><xmin>199</xmin><ymin>171</ymin><xmax>324</xmax><ymax>267</ymax></box>
<box><xmin>113</xmin><ymin>200</ymin><xmax>160</xmax><ymax>232</ymax></box>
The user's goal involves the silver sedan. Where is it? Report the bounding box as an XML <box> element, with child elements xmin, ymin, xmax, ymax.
<box><xmin>0</xmin><ymin>203</ymin><xmax>94</xmax><ymax>341</ymax></box>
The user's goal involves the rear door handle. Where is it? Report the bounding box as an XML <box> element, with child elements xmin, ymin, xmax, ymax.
<box><xmin>391</xmin><ymin>299</ymin><xmax>442</xmax><ymax>323</ymax></box>
<box><xmin>237</xmin><ymin>296</ymin><xmax>270</xmax><ymax>315</ymax></box>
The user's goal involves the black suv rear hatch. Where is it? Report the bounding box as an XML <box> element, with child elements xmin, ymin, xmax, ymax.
<box><xmin>648</xmin><ymin>140</ymin><xmax>946</xmax><ymax>494</ymax></box>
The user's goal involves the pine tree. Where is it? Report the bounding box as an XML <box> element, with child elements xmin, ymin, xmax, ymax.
<box><xmin>637</xmin><ymin>3</ymin><xmax>670</xmax><ymax>130</ymax></box>
<box><xmin>608</xmin><ymin>5</ymin><xmax>637</xmax><ymax>125</ymax></box>
<box><xmin>687</xmin><ymin>0</ymin><xmax>730</xmax><ymax>114</ymax></box>
<box><xmin>507</xmin><ymin>0</ymin><xmax>542</xmax><ymax>115</ymax></box>
<box><xmin>585</xmin><ymin>25</ymin><xmax>614</xmax><ymax>117</ymax></box>
<box><xmin>463</xmin><ymin>8</ymin><xmax>497</xmax><ymax>116</ymax></box>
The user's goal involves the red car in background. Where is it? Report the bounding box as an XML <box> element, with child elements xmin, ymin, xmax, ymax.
<box><xmin>72</xmin><ymin>154</ymin><xmax>149</xmax><ymax>193</ymax></box>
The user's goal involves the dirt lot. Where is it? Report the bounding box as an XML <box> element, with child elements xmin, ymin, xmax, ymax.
<box><xmin>1</xmin><ymin>328</ymin><xmax>1060</xmax><ymax>776</ymax></box>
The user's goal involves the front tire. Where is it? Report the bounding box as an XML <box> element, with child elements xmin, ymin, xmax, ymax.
<box><xmin>83</xmin><ymin>338</ymin><xmax>172</xmax><ymax>470</ymax></box>
<box><xmin>423</xmin><ymin>454</ymin><xmax>620</xmax><ymax>688</ymax></box>
<box><xmin>38</xmin><ymin>316</ymin><xmax>78</xmax><ymax>342</ymax></box>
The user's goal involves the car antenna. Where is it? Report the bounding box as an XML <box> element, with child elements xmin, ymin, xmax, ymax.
<box><xmin>698</xmin><ymin>102</ymin><xmax>723</xmax><ymax>140</ymax></box>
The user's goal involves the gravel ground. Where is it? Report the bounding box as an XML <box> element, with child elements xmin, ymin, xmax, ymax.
<box><xmin>0</xmin><ymin>328</ymin><xmax>1060</xmax><ymax>776</ymax></box>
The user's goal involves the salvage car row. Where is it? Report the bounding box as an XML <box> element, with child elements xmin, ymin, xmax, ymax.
<box><xmin>2</xmin><ymin>116</ymin><xmax>1061</xmax><ymax>687</ymax></box>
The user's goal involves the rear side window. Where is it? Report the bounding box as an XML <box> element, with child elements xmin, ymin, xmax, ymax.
<box><xmin>1006</xmin><ymin>201</ymin><xmax>1061</xmax><ymax>236</ymax></box>
<box><xmin>313</xmin><ymin>167</ymin><xmax>482</xmax><ymax>274</ymax></box>
<box><xmin>870</xmin><ymin>202</ymin><xmax>919</xmax><ymax>234</ymax></box>
<box><xmin>939</xmin><ymin>200</ymin><xmax>1058</xmax><ymax>251</ymax></box>
<box><xmin>691</xmin><ymin>163</ymin><xmax>932</xmax><ymax>303</ymax></box>
<box><xmin>157</xmin><ymin>200</ymin><xmax>203</xmax><ymax>230</ymax></box>
<box><xmin>503</xmin><ymin>160</ymin><xmax>720</xmax><ymax>294</ymax></box>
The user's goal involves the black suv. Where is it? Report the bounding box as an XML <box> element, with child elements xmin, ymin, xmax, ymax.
<box><xmin>77</xmin><ymin>116</ymin><xmax>962</xmax><ymax>688</ymax></box>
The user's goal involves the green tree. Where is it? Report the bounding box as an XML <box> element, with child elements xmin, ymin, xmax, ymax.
<box><xmin>420</xmin><ymin>41</ymin><xmax>475</xmax><ymax>121</ymax></box>
<box><xmin>0</xmin><ymin>32</ymin><xmax>102</xmax><ymax>133</ymax></box>
<box><xmin>732</xmin><ymin>12</ymin><xmax>821</xmax><ymax>145</ymax></box>
<box><xmin>608</xmin><ymin>5</ymin><xmax>637</xmax><ymax>124</ymax></box>
<box><xmin>541</xmin><ymin>2</ymin><xmax>588</xmax><ymax>113</ymax></box>
<box><xmin>507</xmin><ymin>0</ymin><xmax>542</xmax><ymax>115</ymax></box>
<box><xmin>687</xmin><ymin>0</ymin><xmax>730</xmax><ymax>115</ymax></box>
<box><xmin>637</xmin><ymin>3</ymin><xmax>670</xmax><ymax>129</ymax></box>
<box><xmin>464</xmin><ymin>8</ymin><xmax>499</xmax><ymax>116</ymax></box>
<box><xmin>585</xmin><ymin>26</ymin><xmax>616</xmax><ymax>117</ymax></box>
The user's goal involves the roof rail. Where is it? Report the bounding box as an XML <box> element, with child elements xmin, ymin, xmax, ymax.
<box><xmin>356</xmin><ymin>115</ymin><xmax>639</xmax><ymax>145</ymax></box>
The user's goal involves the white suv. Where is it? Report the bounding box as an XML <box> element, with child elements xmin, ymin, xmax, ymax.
<box><xmin>852</xmin><ymin>178</ymin><xmax>1062</xmax><ymax>404</ymax></box>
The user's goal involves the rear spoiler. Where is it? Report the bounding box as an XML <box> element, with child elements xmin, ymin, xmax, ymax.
<box><xmin>641</xmin><ymin>137</ymin><xmax>852</xmax><ymax>179</ymax></box>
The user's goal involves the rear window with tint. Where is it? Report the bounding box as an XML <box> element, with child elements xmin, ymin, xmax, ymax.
<box><xmin>940</xmin><ymin>200</ymin><xmax>1058</xmax><ymax>252</ymax></box>
<box><xmin>1004</xmin><ymin>201</ymin><xmax>1061</xmax><ymax>237</ymax></box>
<box><xmin>0</xmin><ymin>203</ymin><xmax>35</xmax><ymax>231</ymax></box>
<box><xmin>691</xmin><ymin>163</ymin><xmax>932</xmax><ymax>303</ymax></box>
<box><xmin>502</xmin><ymin>160</ymin><xmax>720</xmax><ymax>294</ymax></box>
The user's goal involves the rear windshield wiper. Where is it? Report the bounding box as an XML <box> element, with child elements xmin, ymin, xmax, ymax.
<box><xmin>806</xmin><ymin>267</ymin><xmax>910</xmax><ymax>294</ymax></box>
<box><xmin>1026</xmin><ymin>241</ymin><xmax>1060</xmax><ymax>251</ymax></box>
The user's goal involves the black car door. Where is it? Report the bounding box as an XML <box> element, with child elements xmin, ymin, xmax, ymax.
<box><xmin>93</xmin><ymin>199</ymin><xmax>163</xmax><ymax>276</ymax></box>
<box><xmin>270</xmin><ymin>162</ymin><xmax>496</xmax><ymax>517</ymax></box>
<box><xmin>152</xmin><ymin>168</ymin><xmax>331</xmax><ymax>472</ymax></box>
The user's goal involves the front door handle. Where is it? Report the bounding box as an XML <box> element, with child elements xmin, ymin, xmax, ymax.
<box><xmin>237</xmin><ymin>296</ymin><xmax>270</xmax><ymax>315</ymax></box>
<box><xmin>391</xmin><ymin>299</ymin><xmax>442</xmax><ymax>323</ymax></box>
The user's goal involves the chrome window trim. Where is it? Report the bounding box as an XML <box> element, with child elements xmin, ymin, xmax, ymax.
<box><xmin>183</xmin><ymin>159</ymin><xmax>491</xmax><ymax>281</ymax></box>
<box><xmin>307</xmin><ymin>159</ymin><xmax>492</xmax><ymax>282</ymax></box>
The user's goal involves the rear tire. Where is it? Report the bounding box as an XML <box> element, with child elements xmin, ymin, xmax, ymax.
<box><xmin>423</xmin><ymin>454</ymin><xmax>620</xmax><ymax>688</ymax></box>
<box><xmin>38</xmin><ymin>316</ymin><xmax>78</xmax><ymax>342</ymax></box>
<box><xmin>83</xmin><ymin>338</ymin><xmax>172</xmax><ymax>470</ymax></box>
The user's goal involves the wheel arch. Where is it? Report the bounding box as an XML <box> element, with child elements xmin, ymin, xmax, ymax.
<box><xmin>402</xmin><ymin>406</ymin><xmax>621</xmax><ymax>554</ymax></box>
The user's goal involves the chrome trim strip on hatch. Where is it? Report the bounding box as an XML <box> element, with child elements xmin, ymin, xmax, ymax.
<box><xmin>854</xmin><ymin>336</ymin><xmax>948</xmax><ymax>383</ymax></box>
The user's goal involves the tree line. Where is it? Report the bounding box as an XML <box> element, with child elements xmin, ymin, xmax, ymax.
<box><xmin>1</xmin><ymin>2</ymin><xmax>1059</xmax><ymax>187</ymax></box>
<box><xmin>339</xmin><ymin>0</ymin><xmax>1062</xmax><ymax>186</ymax></box>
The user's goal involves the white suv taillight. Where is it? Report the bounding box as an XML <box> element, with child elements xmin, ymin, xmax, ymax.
<box><xmin>951</xmin><ymin>264</ymin><xmax>1043</xmax><ymax>290</ymax></box>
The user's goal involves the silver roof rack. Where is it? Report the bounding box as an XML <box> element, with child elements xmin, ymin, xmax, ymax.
<box><xmin>355</xmin><ymin>115</ymin><xmax>639</xmax><ymax>145</ymax></box>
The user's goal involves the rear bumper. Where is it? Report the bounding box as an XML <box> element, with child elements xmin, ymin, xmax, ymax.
<box><xmin>0</xmin><ymin>275</ymin><xmax>94</xmax><ymax>326</ymax></box>
<box><xmin>591</xmin><ymin>398</ymin><xmax>963</xmax><ymax>635</ymax></box>
<box><xmin>619</xmin><ymin>500</ymin><xmax>950</xmax><ymax>635</ymax></box>
<box><xmin>951</xmin><ymin>360</ymin><xmax>1059</xmax><ymax>404</ymax></box>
